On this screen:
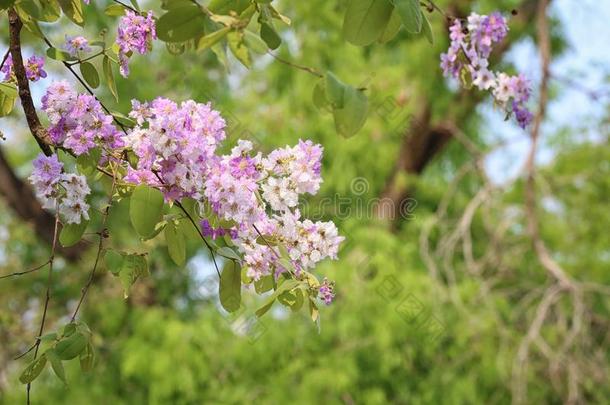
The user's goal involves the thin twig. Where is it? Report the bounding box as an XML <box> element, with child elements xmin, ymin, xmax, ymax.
<box><xmin>267</xmin><ymin>52</ymin><xmax>323</xmax><ymax>78</ymax></box>
<box><xmin>0</xmin><ymin>260</ymin><xmax>51</xmax><ymax>280</ymax></box>
<box><xmin>26</xmin><ymin>210</ymin><xmax>60</xmax><ymax>405</ymax></box>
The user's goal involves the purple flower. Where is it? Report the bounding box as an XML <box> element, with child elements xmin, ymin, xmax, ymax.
<box><xmin>513</xmin><ymin>102</ymin><xmax>533</xmax><ymax>129</ymax></box>
<box><xmin>116</xmin><ymin>10</ymin><xmax>156</xmax><ymax>77</ymax></box>
<box><xmin>318</xmin><ymin>278</ymin><xmax>335</xmax><ymax>305</ymax></box>
<box><xmin>25</xmin><ymin>55</ymin><xmax>46</xmax><ymax>82</ymax></box>
<box><xmin>1</xmin><ymin>54</ymin><xmax>13</xmax><ymax>81</ymax></box>
<box><xmin>63</xmin><ymin>35</ymin><xmax>92</xmax><ymax>57</ymax></box>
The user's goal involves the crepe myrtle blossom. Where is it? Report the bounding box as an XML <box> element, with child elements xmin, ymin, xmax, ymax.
<box><xmin>116</xmin><ymin>10</ymin><xmax>156</xmax><ymax>77</ymax></box>
<box><xmin>40</xmin><ymin>81</ymin><xmax>344</xmax><ymax>303</ymax></box>
<box><xmin>42</xmin><ymin>81</ymin><xmax>123</xmax><ymax>155</ymax></box>
<box><xmin>63</xmin><ymin>35</ymin><xmax>92</xmax><ymax>57</ymax></box>
<box><xmin>1</xmin><ymin>54</ymin><xmax>47</xmax><ymax>82</ymax></box>
<box><xmin>318</xmin><ymin>278</ymin><xmax>335</xmax><ymax>305</ymax></box>
<box><xmin>29</xmin><ymin>154</ymin><xmax>91</xmax><ymax>224</ymax></box>
<box><xmin>440</xmin><ymin>12</ymin><xmax>533</xmax><ymax>129</ymax></box>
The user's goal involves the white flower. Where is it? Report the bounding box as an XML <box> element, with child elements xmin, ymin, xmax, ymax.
<box><xmin>473</xmin><ymin>68</ymin><xmax>496</xmax><ymax>90</ymax></box>
<box><xmin>261</xmin><ymin>177</ymin><xmax>298</xmax><ymax>212</ymax></box>
<box><xmin>493</xmin><ymin>73</ymin><xmax>515</xmax><ymax>103</ymax></box>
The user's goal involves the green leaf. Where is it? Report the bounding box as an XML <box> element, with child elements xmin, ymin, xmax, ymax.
<box><xmin>104</xmin><ymin>249</ymin><xmax>124</xmax><ymax>274</ymax></box>
<box><xmin>55</xmin><ymin>332</ymin><xmax>87</xmax><ymax>360</ymax></box>
<box><xmin>0</xmin><ymin>91</ymin><xmax>16</xmax><ymax>117</ymax></box>
<box><xmin>58</xmin><ymin>0</ymin><xmax>85</xmax><ymax>26</ymax></box>
<box><xmin>129</xmin><ymin>185</ymin><xmax>164</xmax><ymax>238</ymax></box>
<box><xmin>197</xmin><ymin>26</ymin><xmax>231</xmax><ymax>51</ymax></box>
<box><xmin>118</xmin><ymin>254</ymin><xmax>149</xmax><ymax>298</ymax></box>
<box><xmin>219</xmin><ymin>262</ymin><xmax>241</xmax><ymax>312</ymax></box>
<box><xmin>325</xmin><ymin>72</ymin><xmax>346</xmax><ymax>108</ymax></box>
<box><xmin>156</xmin><ymin>5</ymin><xmax>206</xmax><ymax>43</ymax></box>
<box><xmin>0</xmin><ymin>82</ymin><xmax>18</xmax><ymax>98</ymax></box>
<box><xmin>103</xmin><ymin>56</ymin><xmax>118</xmax><ymax>102</ymax></box>
<box><xmin>208</xmin><ymin>0</ymin><xmax>251</xmax><ymax>14</ymax></box>
<box><xmin>332</xmin><ymin>86</ymin><xmax>369</xmax><ymax>138</ymax></box>
<box><xmin>260</xmin><ymin>21</ymin><xmax>281</xmax><ymax>50</ymax></box>
<box><xmin>165</xmin><ymin>222</ymin><xmax>186</xmax><ymax>266</ymax></box>
<box><xmin>18</xmin><ymin>0</ymin><xmax>61</xmax><ymax>22</ymax></box>
<box><xmin>217</xmin><ymin>246</ymin><xmax>241</xmax><ymax>261</ymax></box>
<box><xmin>0</xmin><ymin>0</ymin><xmax>16</xmax><ymax>11</ymax></box>
<box><xmin>243</xmin><ymin>30</ymin><xmax>268</xmax><ymax>54</ymax></box>
<box><xmin>379</xmin><ymin>8</ymin><xmax>402</xmax><ymax>43</ymax></box>
<box><xmin>19</xmin><ymin>355</ymin><xmax>47</xmax><ymax>384</ymax></box>
<box><xmin>343</xmin><ymin>0</ymin><xmax>394</xmax><ymax>46</ymax></box>
<box><xmin>254</xmin><ymin>275</ymin><xmax>274</xmax><ymax>293</ymax></box>
<box><xmin>228</xmin><ymin>30</ymin><xmax>252</xmax><ymax>68</ymax></box>
<box><xmin>104</xmin><ymin>3</ymin><xmax>125</xmax><ymax>16</ymax></box>
<box><xmin>312</xmin><ymin>80</ymin><xmax>331</xmax><ymax>112</ymax></box>
<box><xmin>79</xmin><ymin>61</ymin><xmax>100</xmax><ymax>89</ymax></box>
<box><xmin>59</xmin><ymin>219</ymin><xmax>88</xmax><ymax>247</ymax></box>
<box><xmin>46</xmin><ymin>350</ymin><xmax>67</xmax><ymax>385</ymax></box>
<box><xmin>393</xmin><ymin>0</ymin><xmax>422</xmax><ymax>34</ymax></box>
<box><xmin>46</xmin><ymin>47</ymin><xmax>77</xmax><ymax>61</ymax></box>
<box><xmin>79</xmin><ymin>342</ymin><xmax>95</xmax><ymax>372</ymax></box>
<box><xmin>255</xmin><ymin>279</ymin><xmax>300</xmax><ymax>318</ymax></box>
<box><xmin>421</xmin><ymin>11</ymin><xmax>434</xmax><ymax>44</ymax></box>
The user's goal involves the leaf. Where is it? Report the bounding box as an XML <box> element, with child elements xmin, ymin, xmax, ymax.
<box><xmin>325</xmin><ymin>72</ymin><xmax>346</xmax><ymax>108</ymax></box>
<box><xmin>58</xmin><ymin>0</ymin><xmax>85</xmax><ymax>27</ymax></box>
<box><xmin>254</xmin><ymin>275</ymin><xmax>274</xmax><ymax>294</ymax></box>
<box><xmin>227</xmin><ymin>30</ymin><xmax>251</xmax><ymax>68</ymax></box>
<box><xmin>79</xmin><ymin>61</ymin><xmax>100</xmax><ymax>89</ymax></box>
<box><xmin>217</xmin><ymin>246</ymin><xmax>241</xmax><ymax>261</ymax></box>
<box><xmin>219</xmin><ymin>262</ymin><xmax>241</xmax><ymax>312</ymax></box>
<box><xmin>104</xmin><ymin>3</ymin><xmax>125</xmax><ymax>16</ymax></box>
<box><xmin>156</xmin><ymin>5</ymin><xmax>206</xmax><ymax>43</ymax></box>
<box><xmin>342</xmin><ymin>0</ymin><xmax>394</xmax><ymax>46</ymax></box>
<box><xmin>0</xmin><ymin>82</ymin><xmax>18</xmax><ymax>98</ymax></box>
<box><xmin>208</xmin><ymin>0</ymin><xmax>251</xmax><ymax>14</ymax></box>
<box><xmin>118</xmin><ymin>254</ymin><xmax>149</xmax><ymax>298</ymax></box>
<box><xmin>243</xmin><ymin>30</ymin><xmax>268</xmax><ymax>54</ymax></box>
<box><xmin>103</xmin><ymin>56</ymin><xmax>118</xmax><ymax>101</ymax></box>
<box><xmin>260</xmin><ymin>21</ymin><xmax>281</xmax><ymax>49</ymax></box>
<box><xmin>312</xmin><ymin>80</ymin><xmax>331</xmax><ymax>112</ymax></box>
<box><xmin>46</xmin><ymin>350</ymin><xmax>67</xmax><ymax>385</ymax></box>
<box><xmin>332</xmin><ymin>86</ymin><xmax>369</xmax><ymax>138</ymax></box>
<box><xmin>255</xmin><ymin>279</ymin><xmax>300</xmax><ymax>318</ymax></box>
<box><xmin>46</xmin><ymin>47</ymin><xmax>77</xmax><ymax>62</ymax></box>
<box><xmin>197</xmin><ymin>26</ymin><xmax>231</xmax><ymax>51</ymax></box>
<box><xmin>379</xmin><ymin>8</ymin><xmax>402</xmax><ymax>43</ymax></box>
<box><xmin>104</xmin><ymin>249</ymin><xmax>124</xmax><ymax>274</ymax></box>
<box><xmin>393</xmin><ymin>0</ymin><xmax>422</xmax><ymax>34</ymax></box>
<box><xmin>55</xmin><ymin>332</ymin><xmax>87</xmax><ymax>360</ymax></box>
<box><xmin>421</xmin><ymin>11</ymin><xmax>434</xmax><ymax>44</ymax></box>
<box><xmin>165</xmin><ymin>222</ymin><xmax>186</xmax><ymax>266</ymax></box>
<box><xmin>0</xmin><ymin>91</ymin><xmax>16</xmax><ymax>117</ymax></box>
<box><xmin>59</xmin><ymin>219</ymin><xmax>88</xmax><ymax>247</ymax></box>
<box><xmin>19</xmin><ymin>355</ymin><xmax>47</xmax><ymax>384</ymax></box>
<box><xmin>129</xmin><ymin>185</ymin><xmax>165</xmax><ymax>238</ymax></box>
<box><xmin>79</xmin><ymin>342</ymin><xmax>95</xmax><ymax>372</ymax></box>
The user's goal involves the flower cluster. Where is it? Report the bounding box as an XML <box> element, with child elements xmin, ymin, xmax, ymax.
<box><xmin>63</xmin><ymin>35</ymin><xmax>91</xmax><ymax>57</ymax></box>
<box><xmin>440</xmin><ymin>12</ymin><xmax>533</xmax><ymax>128</ymax></box>
<box><xmin>40</xmin><ymin>82</ymin><xmax>344</xmax><ymax>303</ymax></box>
<box><xmin>318</xmin><ymin>278</ymin><xmax>335</xmax><ymax>305</ymax></box>
<box><xmin>41</xmin><ymin>80</ymin><xmax>123</xmax><ymax>155</ymax></box>
<box><xmin>116</xmin><ymin>10</ymin><xmax>156</xmax><ymax>77</ymax></box>
<box><xmin>1</xmin><ymin>54</ymin><xmax>47</xmax><ymax>82</ymax></box>
<box><xmin>28</xmin><ymin>154</ymin><xmax>91</xmax><ymax>224</ymax></box>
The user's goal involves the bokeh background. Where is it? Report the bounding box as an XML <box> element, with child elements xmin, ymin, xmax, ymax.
<box><xmin>1</xmin><ymin>0</ymin><xmax>609</xmax><ymax>403</ymax></box>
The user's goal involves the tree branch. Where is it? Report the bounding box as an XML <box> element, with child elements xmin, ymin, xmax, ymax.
<box><xmin>8</xmin><ymin>9</ymin><xmax>53</xmax><ymax>156</ymax></box>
